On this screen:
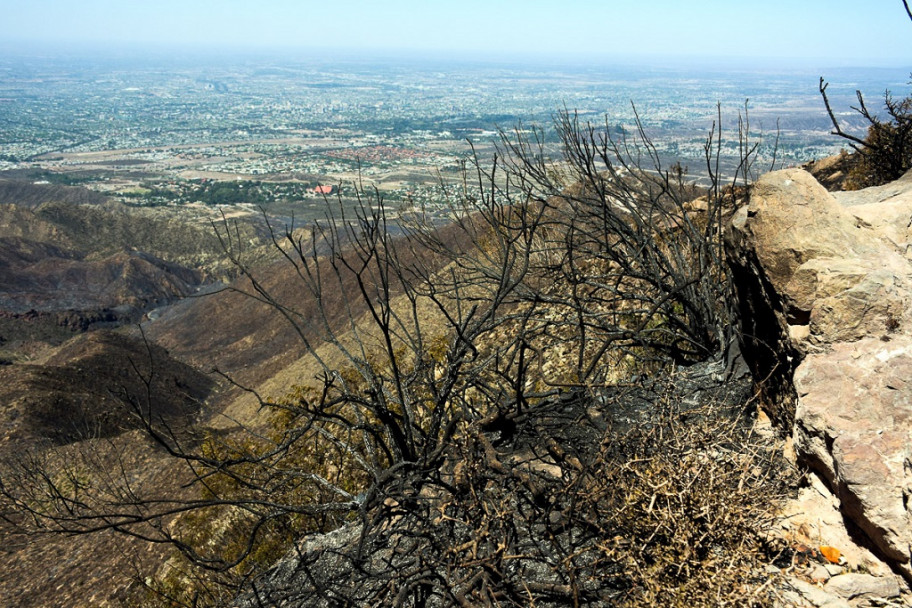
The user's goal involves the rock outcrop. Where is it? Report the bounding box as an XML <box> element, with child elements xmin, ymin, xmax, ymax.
<box><xmin>727</xmin><ymin>167</ymin><xmax>912</xmax><ymax>587</ymax></box>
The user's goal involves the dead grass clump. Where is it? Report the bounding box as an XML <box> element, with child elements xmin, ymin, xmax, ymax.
<box><xmin>574</xmin><ymin>395</ymin><xmax>796</xmax><ymax>606</ymax></box>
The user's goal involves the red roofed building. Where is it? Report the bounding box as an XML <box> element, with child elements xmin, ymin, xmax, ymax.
<box><xmin>313</xmin><ymin>184</ymin><xmax>338</xmax><ymax>195</ymax></box>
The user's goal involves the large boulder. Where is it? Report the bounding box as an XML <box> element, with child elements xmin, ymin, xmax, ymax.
<box><xmin>730</xmin><ymin>168</ymin><xmax>912</xmax><ymax>347</ymax></box>
<box><xmin>727</xmin><ymin>167</ymin><xmax>912</xmax><ymax>581</ymax></box>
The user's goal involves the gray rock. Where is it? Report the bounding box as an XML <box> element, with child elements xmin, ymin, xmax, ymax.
<box><xmin>824</xmin><ymin>573</ymin><xmax>901</xmax><ymax>601</ymax></box>
<box><xmin>793</xmin><ymin>336</ymin><xmax>912</xmax><ymax>566</ymax></box>
<box><xmin>809</xmin><ymin>564</ymin><xmax>832</xmax><ymax>583</ymax></box>
<box><xmin>787</xmin><ymin>577</ymin><xmax>852</xmax><ymax>608</ymax></box>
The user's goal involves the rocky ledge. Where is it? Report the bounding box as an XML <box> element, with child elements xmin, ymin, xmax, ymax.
<box><xmin>727</xmin><ymin>166</ymin><xmax>912</xmax><ymax>603</ymax></box>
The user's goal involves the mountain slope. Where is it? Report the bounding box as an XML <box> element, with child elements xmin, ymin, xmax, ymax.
<box><xmin>0</xmin><ymin>330</ymin><xmax>213</xmax><ymax>448</ymax></box>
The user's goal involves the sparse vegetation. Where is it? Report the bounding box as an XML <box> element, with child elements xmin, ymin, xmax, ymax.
<box><xmin>225</xmin><ymin>387</ymin><xmax>794</xmax><ymax>607</ymax></box>
<box><xmin>0</xmin><ymin>106</ymin><xmax>790</xmax><ymax>607</ymax></box>
<box><xmin>820</xmin><ymin>77</ymin><xmax>912</xmax><ymax>189</ymax></box>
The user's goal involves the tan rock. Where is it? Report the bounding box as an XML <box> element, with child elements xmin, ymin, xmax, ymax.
<box><xmin>727</xmin><ymin>168</ymin><xmax>912</xmax><ymax>583</ymax></box>
<box><xmin>793</xmin><ymin>336</ymin><xmax>912</xmax><ymax>567</ymax></box>
<box><xmin>835</xmin><ymin>168</ymin><xmax>912</xmax><ymax>253</ymax></box>
<box><xmin>745</xmin><ymin>169</ymin><xmax>877</xmax><ymax>290</ymax></box>
<box><xmin>779</xmin><ymin>473</ymin><xmax>893</xmax><ymax>577</ymax></box>
<box><xmin>803</xmin><ymin>150</ymin><xmax>856</xmax><ymax>191</ymax></box>
<box><xmin>744</xmin><ymin>170</ymin><xmax>912</xmax><ymax>343</ymax></box>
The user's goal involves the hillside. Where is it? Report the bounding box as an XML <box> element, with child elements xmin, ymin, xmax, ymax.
<box><xmin>213</xmin><ymin>162</ymin><xmax>912</xmax><ymax>608</ymax></box>
<box><xmin>0</xmin><ymin>242</ymin><xmax>203</xmax><ymax>314</ymax></box>
<box><xmin>0</xmin><ymin>191</ymin><xmax>476</xmax><ymax>606</ymax></box>
<box><xmin>0</xmin><ymin>177</ymin><xmax>109</xmax><ymax>208</ymax></box>
<box><xmin>0</xmin><ymin>182</ymin><xmax>252</xmax><ymax>273</ymax></box>
<box><xmin>0</xmin><ymin>180</ymin><xmax>243</xmax><ymax>607</ymax></box>
<box><xmin>0</xmin><ymin>330</ymin><xmax>212</xmax><ymax>448</ymax></box>
<box><xmin>2</xmin><ymin>143</ymin><xmax>912</xmax><ymax>607</ymax></box>
<box><xmin>0</xmin><ymin>179</ymin><xmax>280</xmax><ymax>361</ymax></box>
<box><xmin>0</xmin><ymin>330</ymin><xmax>215</xmax><ymax>608</ymax></box>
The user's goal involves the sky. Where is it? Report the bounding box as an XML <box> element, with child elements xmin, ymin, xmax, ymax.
<box><xmin>2</xmin><ymin>0</ymin><xmax>911</xmax><ymax>67</ymax></box>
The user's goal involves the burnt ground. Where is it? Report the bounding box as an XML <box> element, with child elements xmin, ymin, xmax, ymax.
<box><xmin>0</xmin><ymin>330</ymin><xmax>213</xmax><ymax>449</ymax></box>
<box><xmin>0</xmin><ymin>329</ymin><xmax>217</xmax><ymax>607</ymax></box>
<box><xmin>232</xmin><ymin>359</ymin><xmax>776</xmax><ymax>608</ymax></box>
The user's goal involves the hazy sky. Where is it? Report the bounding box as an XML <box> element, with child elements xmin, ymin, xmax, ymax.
<box><xmin>2</xmin><ymin>0</ymin><xmax>911</xmax><ymax>66</ymax></box>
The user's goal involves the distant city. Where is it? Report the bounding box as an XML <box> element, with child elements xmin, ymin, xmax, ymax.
<box><xmin>0</xmin><ymin>50</ymin><xmax>908</xmax><ymax>222</ymax></box>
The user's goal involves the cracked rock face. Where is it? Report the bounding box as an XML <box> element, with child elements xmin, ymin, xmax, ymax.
<box><xmin>824</xmin><ymin>572</ymin><xmax>902</xmax><ymax>602</ymax></box>
<box><xmin>794</xmin><ymin>337</ymin><xmax>912</xmax><ymax>566</ymax></box>
<box><xmin>727</xmin><ymin>167</ymin><xmax>912</xmax><ymax>579</ymax></box>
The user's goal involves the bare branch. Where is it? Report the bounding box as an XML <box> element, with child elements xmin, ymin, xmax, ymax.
<box><xmin>819</xmin><ymin>77</ymin><xmax>870</xmax><ymax>151</ymax></box>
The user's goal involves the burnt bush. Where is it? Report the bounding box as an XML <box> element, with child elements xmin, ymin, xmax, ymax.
<box><xmin>820</xmin><ymin>78</ymin><xmax>912</xmax><ymax>189</ymax></box>
<box><xmin>0</xmin><ymin>106</ymin><xmax>786</xmax><ymax>607</ymax></box>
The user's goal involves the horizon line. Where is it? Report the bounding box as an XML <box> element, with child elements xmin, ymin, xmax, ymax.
<box><xmin>1</xmin><ymin>39</ymin><xmax>911</xmax><ymax>71</ymax></box>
